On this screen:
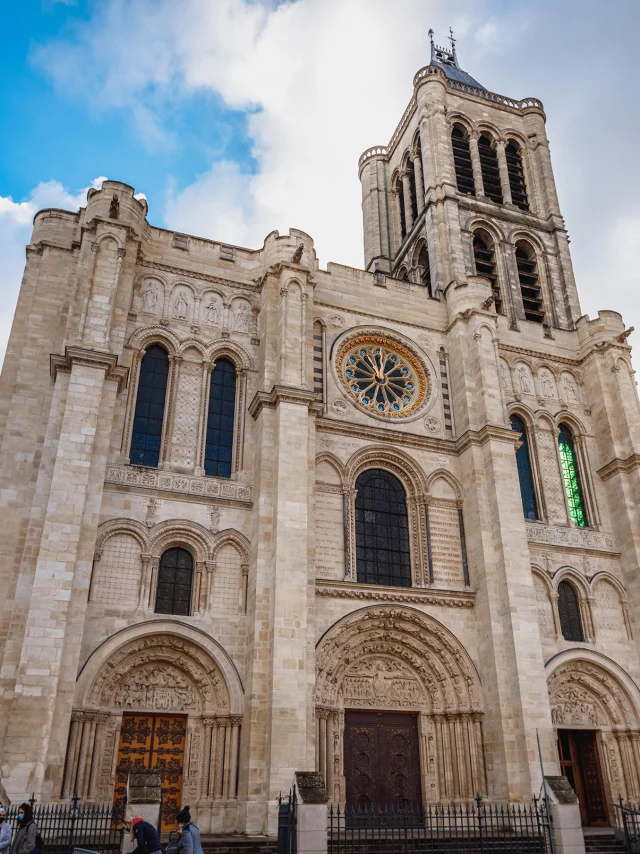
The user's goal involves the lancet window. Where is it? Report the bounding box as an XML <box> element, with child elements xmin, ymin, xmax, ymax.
<box><xmin>510</xmin><ymin>414</ymin><xmax>538</xmax><ymax>520</ymax></box>
<box><xmin>355</xmin><ymin>468</ymin><xmax>411</xmax><ymax>588</ymax></box>
<box><xmin>516</xmin><ymin>241</ymin><xmax>544</xmax><ymax>323</ymax></box>
<box><xmin>558</xmin><ymin>580</ymin><xmax>584</xmax><ymax>642</ymax></box>
<box><xmin>130</xmin><ymin>344</ymin><xmax>169</xmax><ymax>468</ymax></box>
<box><xmin>558</xmin><ymin>424</ymin><xmax>587</xmax><ymax>527</ymax></box>
<box><xmin>473</xmin><ymin>231</ymin><xmax>502</xmax><ymax>313</ymax></box>
<box><xmin>395</xmin><ymin>175</ymin><xmax>407</xmax><ymax>241</ymax></box>
<box><xmin>451</xmin><ymin>125</ymin><xmax>474</xmax><ymax>195</ymax></box>
<box><xmin>505</xmin><ymin>140</ymin><xmax>529</xmax><ymax>210</ymax></box>
<box><xmin>155</xmin><ymin>547</ymin><xmax>194</xmax><ymax>616</ymax></box>
<box><xmin>417</xmin><ymin>244</ymin><xmax>432</xmax><ymax>295</ymax></box>
<box><xmin>205</xmin><ymin>358</ymin><xmax>236</xmax><ymax>478</ymax></box>
<box><xmin>477</xmin><ymin>134</ymin><xmax>503</xmax><ymax>204</ymax></box>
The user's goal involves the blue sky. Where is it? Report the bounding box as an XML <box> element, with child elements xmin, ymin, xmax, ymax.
<box><xmin>1</xmin><ymin>0</ymin><xmax>639</xmax><ymax>363</ymax></box>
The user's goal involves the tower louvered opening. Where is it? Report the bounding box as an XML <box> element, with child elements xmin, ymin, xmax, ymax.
<box><xmin>473</xmin><ymin>231</ymin><xmax>502</xmax><ymax>313</ymax></box>
<box><xmin>395</xmin><ymin>176</ymin><xmax>407</xmax><ymax>240</ymax></box>
<box><xmin>417</xmin><ymin>244</ymin><xmax>432</xmax><ymax>296</ymax></box>
<box><xmin>516</xmin><ymin>241</ymin><xmax>544</xmax><ymax>323</ymax></box>
<box><xmin>407</xmin><ymin>158</ymin><xmax>419</xmax><ymax>223</ymax></box>
<box><xmin>506</xmin><ymin>140</ymin><xmax>529</xmax><ymax>210</ymax></box>
<box><xmin>477</xmin><ymin>134</ymin><xmax>503</xmax><ymax>204</ymax></box>
<box><xmin>451</xmin><ymin>125</ymin><xmax>474</xmax><ymax>195</ymax></box>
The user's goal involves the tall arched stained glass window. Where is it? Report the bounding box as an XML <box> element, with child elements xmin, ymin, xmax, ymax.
<box><xmin>155</xmin><ymin>547</ymin><xmax>193</xmax><ymax>616</ymax></box>
<box><xmin>558</xmin><ymin>424</ymin><xmax>587</xmax><ymax>527</ymax></box>
<box><xmin>130</xmin><ymin>344</ymin><xmax>169</xmax><ymax>468</ymax></box>
<box><xmin>355</xmin><ymin>468</ymin><xmax>411</xmax><ymax>588</ymax></box>
<box><xmin>558</xmin><ymin>580</ymin><xmax>584</xmax><ymax>642</ymax></box>
<box><xmin>510</xmin><ymin>415</ymin><xmax>538</xmax><ymax>520</ymax></box>
<box><xmin>204</xmin><ymin>358</ymin><xmax>236</xmax><ymax>478</ymax></box>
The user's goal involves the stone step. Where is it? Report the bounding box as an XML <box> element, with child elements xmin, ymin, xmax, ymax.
<box><xmin>200</xmin><ymin>835</ymin><xmax>278</xmax><ymax>854</ymax></box>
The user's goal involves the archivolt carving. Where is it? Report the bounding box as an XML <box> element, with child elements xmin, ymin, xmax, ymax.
<box><xmin>316</xmin><ymin>606</ymin><xmax>482</xmax><ymax>714</ymax></box>
<box><xmin>548</xmin><ymin>657</ymin><xmax>640</xmax><ymax>729</ymax></box>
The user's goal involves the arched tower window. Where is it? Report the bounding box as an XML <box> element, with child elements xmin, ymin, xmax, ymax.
<box><xmin>477</xmin><ymin>134</ymin><xmax>503</xmax><ymax>204</ymax></box>
<box><xmin>510</xmin><ymin>415</ymin><xmax>538</xmax><ymax>520</ymax></box>
<box><xmin>205</xmin><ymin>357</ymin><xmax>237</xmax><ymax>478</ymax></box>
<box><xmin>417</xmin><ymin>244</ymin><xmax>432</xmax><ymax>296</ymax></box>
<box><xmin>451</xmin><ymin>125</ymin><xmax>474</xmax><ymax>195</ymax></box>
<box><xmin>557</xmin><ymin>580</ymin><xmax>584</xmax><ymax>642</ymax></box>
<box><xmin>313</xmin><ymin>320</ymin><xmax>325</xmax><ymax>402</ymax></box>
<box><xmin>505</xmin><ymin>140</ymin><xmax>529</xmax><ymax>210</ymax></box>
<box><xmin>130</xmin><ymin>344</ymin><xmax>169</xmax><ymax>468</ymax></box>
<box><xmin>355</xmin><ymin>468</ymin><xmax>411</xmax><ymax>588</ymax></box>
<box><xmin>516</xmin><ymin>241</ymin><xmax>544</xmax><ymax>323</ymax></box>
<box><xmin>473</xmin><ymin>231</ymin><xmax>502</xmax><ymax>313</ymax></box>
<box><xmin>406</xmin><ymin>158</ymin><xmax>418</xmax><ymax>223</ymax></box>
<box><xmin>558</xmin><ymin>424</ymin><xmax>587</xmax><ymax>527</ymax></box>
<box><xmin>395</xmin><ymin>175</ymin><xmax>407</xmax><ymax>241</ymax></box>
<box><xmin>155</xmin><ymin>547</ymin><xmax>194</xmax><ymax>616</ymax></box>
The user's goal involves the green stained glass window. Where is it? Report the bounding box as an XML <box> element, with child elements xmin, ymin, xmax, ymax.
<box><xmin>558</xmin><ymin>425</ymin><xmax>587</xmax><ymax>527</ymax></box>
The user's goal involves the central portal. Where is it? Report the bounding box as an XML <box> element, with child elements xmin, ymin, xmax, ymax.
<box><xmin>344</xmin><ymin>711</ymin><xmax>422</xmax><ymax>808</ymax></box>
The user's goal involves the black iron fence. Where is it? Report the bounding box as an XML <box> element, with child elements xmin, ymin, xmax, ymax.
<box><xmin>328</xmin><ymin>796</ymin><xmax>552</xmax><ymax>854</ymax></box>
<box><xmin>612</xmin><ymin>798</ymin><xmax>640</xmax><ymax>853</ymax></box>
<box><xmin>4</xmin><ymin>796</ymin><xmax>125</xmax><ymax>854</ymax></box>
<box><xmin>277</xmin><ymin>790</ymin><xmax>297</xmax><ymax>854</ymax></box>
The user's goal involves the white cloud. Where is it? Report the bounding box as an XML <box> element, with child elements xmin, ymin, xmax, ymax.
<box><xmin>0</xmin><ymin>178</ymin><xmax>106</xmax><ymax>368</ymax></box>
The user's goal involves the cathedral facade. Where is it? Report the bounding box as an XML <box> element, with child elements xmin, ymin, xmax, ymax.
<box><xmin>1</xmin><ymin>37</ymin><xmax>640</xmax><ymax>835</ymax></box>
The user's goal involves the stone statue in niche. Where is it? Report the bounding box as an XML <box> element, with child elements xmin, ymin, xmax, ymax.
<box><xmin>500</xmin><ymin>363</ymin><xmax>509</xmax><ymax>390</ymax></box>
<box><xmin>233</xmin><ymin>303</ymin><xmax>251</xmax><ymax>333</ymax></box>
<box><xmin>563</xmin><ymin>375</ymin><xmax>578</xmax><ymax>403</ymax></box>
<box><xmin>174</xmin><ymin>292</ymin><xmax>188</xmax><ymax>320</ymax></box>
<box><xmin>142</xmin><ymin>284</ymin><xmax>159</xmax><ymax>314</ymax></box>
<box><xmin>540</xmin><ymin>370</ymin><xmax>555</xmax><ymax>398</ymax></box>
<box><xmin>518</xmin><ymin>365</ymin><xmax>533</xmax><ymax>395</ymax></box>
<box><xmin>108</xmin><ymin>194</ymin><xmax>119</xmax><ymax>219</ymax></box>
<box><xmin>205</xmin><ymin>298</ymin><xmax>220</xmax><ymax>326</ymax></box>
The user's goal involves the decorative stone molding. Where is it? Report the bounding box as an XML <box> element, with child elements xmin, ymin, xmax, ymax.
<box><xmin>526</xmin><ymin>522</ymin><xmax>617</xmax><ymax>553</ymax></box>
<box><xmin>316</xmin><ymin>580</ymin><xmax>475</xmax><ymax>608</ymax></box>
<box><xmin>105</xmin><ymin>464</ymin><xmax>252</xmax><ymax>504</ymax></box>
<box><xmin>248</xmin><ymin>384</ymin><xmax>323</xmax><ymax>418</ymax></box>
<box><xmin>50</xmin><ymin>346</ymin><xmax>129</xmax><ymax>392</ymax></box>
<box><xmin>598</xmin><ymin>453</ymin><xmax>640</xmax><ymax>482</ymax></box>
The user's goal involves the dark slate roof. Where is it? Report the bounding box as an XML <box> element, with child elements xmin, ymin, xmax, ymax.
<box><xmin>430</xmin><ymin>57</ymin><xmax>485</xmax><ymax>89</ymax></box>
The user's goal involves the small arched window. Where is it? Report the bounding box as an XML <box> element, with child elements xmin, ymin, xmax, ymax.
<box><xmin>205</xmin><ymin>358</ymin><xmax>237</xmax><ymax>478</ymax></box>
<box><xmin>558</xmin><ymin>580</ymin><xmax>584</xmax><ymax>642</ymax></box>
<box><xmin>505</xmin><ymin>140</ymin><xmax>529</xmax><ymax>210</ymax></box>
<box><xmin>451</xmin><ymin>125</ymin><xmax>474</xmax><ymax>195</ymax></box>
<box><xmin>395</xmin><ymin>176</ymin><xmax>407</xmax><ymax>241</ymax></box>
<box><xmin>558</xmin><ymin>424</ymin><xmax>587</xmax><ymax>527</ymax></box>
<box><xmin>417</xmin><ymin>244</ymin><xmax>432</xmax><ymax>296</ymax></box>
<box><xmin>516</xmin><ymin>241</ymin><xmax>544</xmax><ymax>323</ymax></box>
<box><xmin>473</xmin><ymin>231</ymin><xmax>502</xmax><ymax>314</ymax></box>
<box><xmin>477</xmin><ymin>134</ymin><xmax>503</xmax><ymax>204</ymax></box>
<box><xmin>130</xmin><ymin>344</ymin><xmax>169</xmax><ymax>468</ymax></box>
<box><xmin>510</xmin><ymin>415</ymin><xmax>538</xmax><ymax>520</ymax></box>
<box><xmin>355</xmin><ymin>468</ymin><xmax>411</xmax><ymax>588</ymax></box>
<box><xmin>396</xmin><ymin>267</ymin><xmax>409</xmax><ymax>282</ymax></box>
<box><xmin>155</xmin><ymin>547</ymin><xmax>194</xmax><ymax>616</ymax></box>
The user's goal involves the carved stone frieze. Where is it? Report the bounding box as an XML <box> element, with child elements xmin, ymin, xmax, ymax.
<box><xmin>105</xmin><ymin>464</ymin><xmax>252</xmax><ymax>504</ymax></box>
<box><xmin>548</xmin><ymin>659</ymin><xmax>634</xmax><ymax>728</ymax></box>
<box><xmin>526</xmin><ymin>523</ymin><xmax>617</xmax><ymax>553</ymax></box>
<box><xmin>315</xmin><ymin>581</ymin><xmax>475</xmax><ymax>608</ymax></box>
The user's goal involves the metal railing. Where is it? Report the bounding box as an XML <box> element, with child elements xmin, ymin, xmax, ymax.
<box><xmin>277</xmin><ymin>790</ymin><xmax>297</xmax><ymax>854</ymax></box>
<box><xmin>4</xmin><ymin>795</ymin><xmax>126</xmax><ymax>854</ymax></box>
<box><xmin>612</xmin><ymin>798</ymin><xmax>640</xmax><ymax>853</ymax></box>
<box><xmin>329</xmin><ymin>796</ymin><xmax>552</xmax><ymax>854</ymax></box>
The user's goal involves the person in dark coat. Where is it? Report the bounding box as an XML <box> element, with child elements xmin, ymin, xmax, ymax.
<box><xmin>10</xmin><ymin>804</ymin><xmax>37</xmax><ymax>854</ymax></box>
<box><xmin>124</xmin><ymin>817</ymin><xmax>161</xmax><ymax>854</ymax></box>
<box><xmin>175</xmin><ymin>807</ymin><xmax>203</xmax><ymax>854</ymax></box>
<box><xmin>0</xmin><ymin>806</ymin><xmax>12</xmax><ymax>854</ymax></box>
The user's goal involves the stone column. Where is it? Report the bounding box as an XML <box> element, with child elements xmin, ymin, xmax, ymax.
<box><xmin>469</xmin><ymin>134</ymin><xmax>484</xmax><ymax>196</ymax></box>
<box><xmin>61</xmin><ymin>712</ymin><xmax>83</xmax><ymax>799</ymax></box>
<box><xmin>213</xmin><ymin>719</ymin><xmax>225</xmax><ymax>800</ymax></box>
<box><xmin>201</xmin><ymin>718</ymin><xmax>215</xmax><ymax>799</ymax></box>
<box><xmin>138</xmin><ymin>554</ymin><xmax>154</xmax><ymax>611</ymax></box>
<box><xmin>229</xmin><ymin>717</ymin><xmax>241</xmax><ymax>799</ymax></box>
<box><xmin>496</xmin><ymin>140</ymin><xmax>513</xmax><ymax>206</ymax></box>
<box><xmin>413</xmin><ymin>153</ymin><xmax>425</xmax><ymax>214</ymax></box>
<box><xmin>401</xmin><ymin>171</ymin><xmax>414</xmax><ymax>233</ymax></box>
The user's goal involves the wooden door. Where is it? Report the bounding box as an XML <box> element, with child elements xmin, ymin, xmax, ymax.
<box><xmin>114</xmin><ymin>714</ymin><xmax>187</xmax><ymax>832</ymax></box>
<box><xmin>344</xmin><ymin>711</ymin><xmax>422</xmax><ymax>808</ymax></box>
<box><xmin>557</xmin><ymin>729</ymin><xmax>608</xmax><ymax>826</ymax></box>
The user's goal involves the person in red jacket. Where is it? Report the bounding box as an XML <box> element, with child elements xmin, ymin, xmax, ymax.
<box><xmin>124</xmin><ymin>817</ymin><xmax>161</xmax><ymax>854</ymax></box>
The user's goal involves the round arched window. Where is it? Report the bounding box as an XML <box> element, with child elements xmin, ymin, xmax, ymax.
<box><xmin>155</xmin><ymin>547</ymin><xmax>194</xmax><ymax>616</ymax></box>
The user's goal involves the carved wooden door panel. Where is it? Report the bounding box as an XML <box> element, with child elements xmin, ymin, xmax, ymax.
<box><xmin>114</xmin><ymin>714</ymin><xmax>187</xmax><ymax>832</ymax></box>
<box><xmin>557</xmin><ymin>729</ymin><xmax>608</xmax><ymax>826</ymax></box>
<box><xmin>345</xmin><ymin>711</ymin><xmax>422</xmax><ymax>808</ymax></box>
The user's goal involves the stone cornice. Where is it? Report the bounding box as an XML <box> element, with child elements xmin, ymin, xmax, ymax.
<box><xmin>136</xmin><ymin>258</ymin><xmax>260</xmax><ymax>294</ymax></box>
<box><xmin>597</xmin><ymin>453</ymin><xmax>640</xmax><ymax>482</ymax></box>
<box><xmin>455</xmin><ymin>424</ymin><xmax>518</xmax><ymax>453</ymax></box>
<box><xmin>249</xmin><ymin>385</ymin><xmax>323</xmax><ymax>419</ymax></box>
<box><xmin>316</xmin><ymin>416</ymin><xmax>454</xmax><ymax>451</ymax></box>
<box><xmin>316</xmin><ymin>579</ymin><xmax>475</xmax><ymax>608</ymax></box>
<box><xmin>50</xmin><ymin>346</ymin><xmax>129</xmax><ymax>392</ymax></box>
<box><xmin>497</xmin><ymin>342</ymin><xmax>581</xmax><ymax>367</ymax></box>
<box><xmin>312</xmin><ymin>300</ymin><xmax>443</xmax><ymax>337</ymax></box>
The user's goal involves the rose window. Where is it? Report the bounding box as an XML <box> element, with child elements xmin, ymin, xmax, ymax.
<box><xmin>337</xmin><ymin>336</ymin><xmax>428</xmax><ymax>417</ymax></box>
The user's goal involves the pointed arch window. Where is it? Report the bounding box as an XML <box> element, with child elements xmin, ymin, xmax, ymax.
<box><xmin>155</xmin><ymin>547</ymin><xmax>193</xmax><ymax>616</ymax></box>
<box><xmin>473</xmin><ymin>231</ymin><xmax>502</xmax><ymax>313</ymax></box>
<box><xmin>204</xmin><ymin>357</ymin><xmax>237</xmax><ymax>478</ymax></box>
<box><xmin>516</xmin><ymin>241</ymin><xmax>544</xmax><ymax>323</ymax></box>
<box><xmin>477</xmin><ymin>134</ymin><xmax>503</xmax><ymax>204</ymax></box>
<box><xmin>558</xmin><ymin>424</ymin><xmax>587</xmax><ymax>527</ymax></box>
<box><xmin>510</xmin><ymin>415</ymin><xmax>539</xmax><ymax>520</ymax></box>
<box><xmin>451</xmin><ymin>125</ymin><xmax>474</xmax><ymax>195</ymax></box>
<box><xmin>407</xmin><ymin>158</ymin><xmax>418</xmax><ymax>223</ymax></box>
<box><xmin>130</xmin><ymin>344</ymin><xmax>169</xmax><ymax>468</ymax></box>
<box><xmin>395</xmin><ymin>175</ymin><xmax>407</xmax><ymax>241</ymax></box>
<box><xmin>417</xmin><ymin>243</ymin><xmax>432</xmax><ymax>296</ymax></box>
<box><xmin>558</xmin><ymin>580</ymin><xmax>584</xmax><ymax>642</ymax></box>
<box><xmin>355</xmin><ymin>468</ymin><xmax>411</xmax><ymax>588</ymax></box>
<box><xmin>505</xmin><ymin>140</ymin><xmax>529</xmax><ymax>210</ymax></box>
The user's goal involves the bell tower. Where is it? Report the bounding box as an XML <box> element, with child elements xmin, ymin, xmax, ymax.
<box><xmin>358</xmin><ymin>30</ymin><xmax>580</xmax><ymax>332</ymax></box>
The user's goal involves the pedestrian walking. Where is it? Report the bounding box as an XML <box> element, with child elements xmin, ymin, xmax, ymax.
<box><xmin>0</xmin><ymin>807</ymin><xmax>11</xmax><ymax>854</ymax></box>
<box><xmin>175</xmin><ymin>806</ymin><xmax>203</xmax><ymax>854</ymax></box>
<box><xmin>9</xmin><ymin>804</ymin><xmax>37</xmax><ymax>854</ymax></box>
